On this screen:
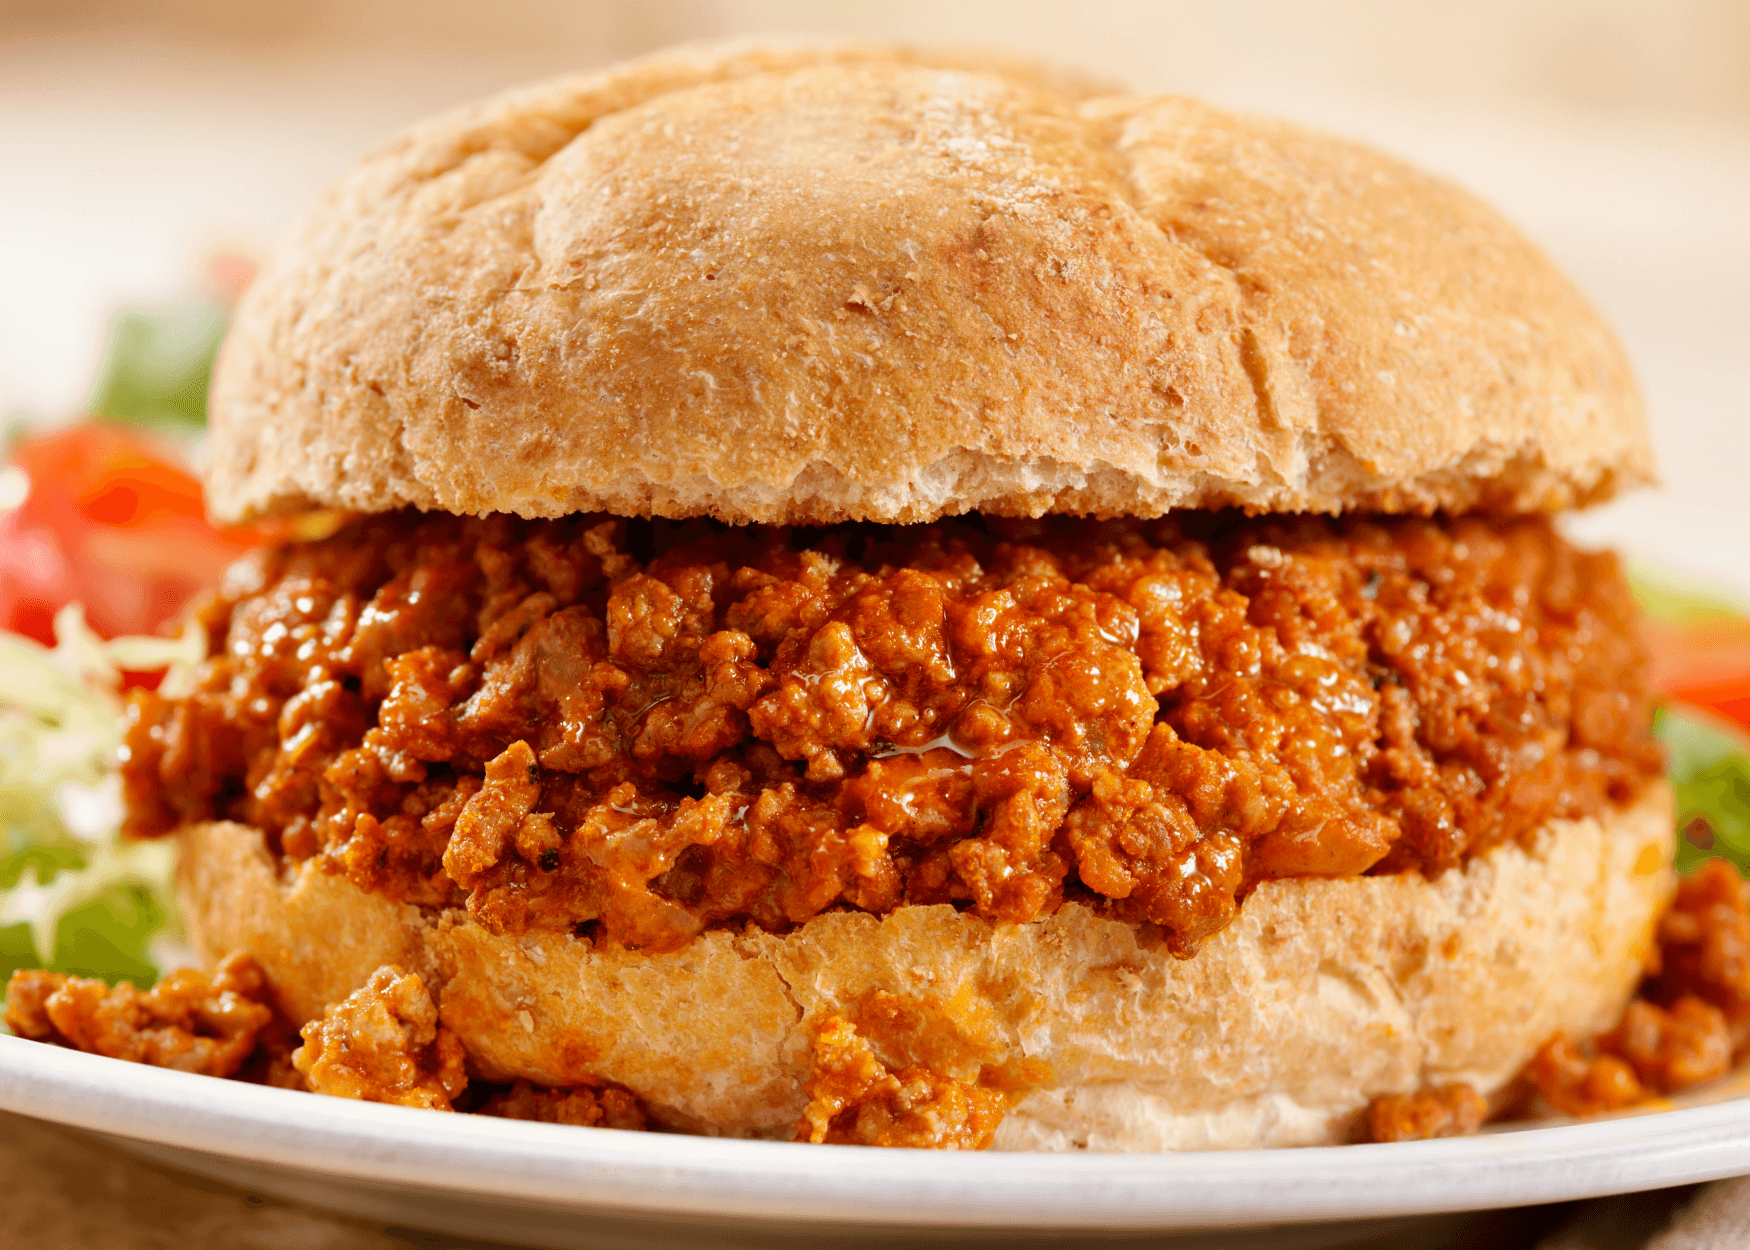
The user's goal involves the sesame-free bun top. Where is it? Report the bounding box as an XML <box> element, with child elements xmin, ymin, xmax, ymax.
<box><xmin>206</xmin><ymin>40</ymin><xmax>1652</xmax><ymax>527</ymax></box>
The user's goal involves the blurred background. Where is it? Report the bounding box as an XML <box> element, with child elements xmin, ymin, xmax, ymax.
<box><xmin>1</xmin><ymin>0</ymin><xmax>1746</xmax><ymax>587</ymax></box>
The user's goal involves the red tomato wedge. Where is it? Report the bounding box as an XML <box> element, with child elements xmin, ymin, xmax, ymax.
<box><xmin>0</xmin><ymin>422</ymin><xmax>256</xmax><ymax>644</ymax></box>
<box><xmin>1645</xmin><ymin>617</ymin><xmax>1750</xmax><ymax>731</ymax></box>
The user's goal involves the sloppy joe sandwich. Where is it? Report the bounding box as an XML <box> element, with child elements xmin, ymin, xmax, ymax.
<box><xmin>115</xmin><ymin>41</ymin><xmax>1671</xmax><ymax>1150</ymax></box>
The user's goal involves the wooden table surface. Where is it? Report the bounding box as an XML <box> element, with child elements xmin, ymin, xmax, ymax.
<box><xmin>0</xmin><ymin>1109</ymin><xmax>521</xmax><ymax>1250</ymax></box>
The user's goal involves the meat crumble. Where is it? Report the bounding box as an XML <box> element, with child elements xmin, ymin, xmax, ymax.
<box><xmin>292</xmin><ymin>965</ymin><xmax>468</xmax><ymax>1111</ymax></box>
<box><xmin>478</xmin><ymin>1079</ymin><xmax>649</xmax><ymax>1131</ymax></box>
<box><xmin>3</xmin><ymin>953</ymin><xmax>273</xmax><ymax>1078</ymax></box>
<box><xmin>1520</xmin><ymin>858</ymin><xmax>1750</xmax><ymax>1118</ymax></box>
<box><xmin>120</xmin><ymin>510</ymin><xmax>1659</xmax><ymax>955</ymax></box>
<box><xmin>4</xmin><ymin>957</ymin><xmax>655</xmax><ymax>1126</ymax></box>
<box><xmin>1361</xmin><ymin>1082</ymin><xmax>1488</xmax><ymax>1143</ymax></box>
<box><xmin>797</xmin><ymin>1015</ymin><xmax>1007</xmax><ymax>1149</ymax></box>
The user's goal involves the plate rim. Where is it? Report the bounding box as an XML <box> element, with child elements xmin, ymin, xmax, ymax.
<box><xmin>5</xmin><ymin>1033</ymin><xmax>1750</xmax><ymax>1231</ymax></box>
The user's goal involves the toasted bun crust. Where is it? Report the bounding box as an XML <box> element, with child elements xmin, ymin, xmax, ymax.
<box><xmin>205</xmin><ymin>39</ymin><xmax>1651</xmax><ymax>527</ymax></box>
<box><xmin>177</xmin><ymin>783</ymin><xmax>1673</xmax><ymax>1150</ymax></box>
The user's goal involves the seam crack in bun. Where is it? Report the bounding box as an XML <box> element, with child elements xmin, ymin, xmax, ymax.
<box><xmin>205</xmin><ymin>40</ymin><xmax>1651</xmax><ymax>528</ymax></box>
<box><xmin>176</xmin><ymin>783</ymin><xmax>1674</xmax><ymax>1151</ymax></box>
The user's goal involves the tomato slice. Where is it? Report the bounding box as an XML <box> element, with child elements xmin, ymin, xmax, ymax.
<box><xmin>0</xmin><ymin>422</ymin><xmax>255</xmax><ymax>644</ymax></box>
<box><xmin>1645</xmin><ymin>618</ymin><xmax>1750</xmax><ymax>732</ymax></box>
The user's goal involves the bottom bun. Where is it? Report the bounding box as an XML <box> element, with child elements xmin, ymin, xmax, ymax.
<box><xmin>177</xmin><ymin>783</ymin><xmax>1674</xmax><ymax>1150</ymax></box>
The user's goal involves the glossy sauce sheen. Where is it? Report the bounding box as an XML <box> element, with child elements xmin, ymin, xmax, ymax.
<box><xmin>122</xmin><ymin>512</ymin><xmax>1660</xmax><ymax>954</ymax></box>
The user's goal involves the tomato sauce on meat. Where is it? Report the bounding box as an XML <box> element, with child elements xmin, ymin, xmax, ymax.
<box><xmin>120</xmin><ymin>511</ymin><xmax>1661</xmax><ymax>955</ymax></box>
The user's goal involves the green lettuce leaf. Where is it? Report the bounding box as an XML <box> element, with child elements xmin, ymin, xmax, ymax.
<box><xmin>1656</xmin><ymin>704</ymin><xmax>1750</xmax><ymax>875</ymax></box>
<box><xmin>1630</xmin><ymin>559</ymin><xmax>1750</xmax><ymax>625</ymax></box>
<box><xmin>84</xmin><ymin>300</ymin><xmax>226</xmax><ymax>432</ymax></box>
<box><xmin>0</xmin><ymin>887</ymin><xmax>166</xmax><ymax>989</ymax></box>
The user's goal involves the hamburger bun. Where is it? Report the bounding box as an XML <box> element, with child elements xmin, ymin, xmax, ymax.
<box><xmin>206</xmin><ymin>40</ymin><xmax>1651</xmax><ymax>528</ymax></box>
<box><xmin>177</xmin><ymin>781</ymin><xmax>1673</xmax><ymax>1149</ymax></box>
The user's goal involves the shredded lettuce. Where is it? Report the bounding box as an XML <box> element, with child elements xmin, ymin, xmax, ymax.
<box><xmin>0</xmin><ymin>604</ymin><xmax>203</xmax><ymax>988</ymax></box>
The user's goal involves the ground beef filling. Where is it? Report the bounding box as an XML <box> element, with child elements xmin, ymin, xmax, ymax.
<box><xmin>120</xmin><ymin>511</ymin><xmax>1660</xmax><ymax>955</ymax></box>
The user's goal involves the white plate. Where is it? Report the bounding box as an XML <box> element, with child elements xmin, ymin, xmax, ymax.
<box><xmin>6</xmin><ymin>1035</ymin><xmax>1750</xmax><ymax>1249</ymax></box>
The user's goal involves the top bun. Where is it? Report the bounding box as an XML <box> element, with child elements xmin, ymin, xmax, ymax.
<box><xmin>206</xmin><ymin>40</ymin><xmax>1652</xmax><ymax>527</ymax></box>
